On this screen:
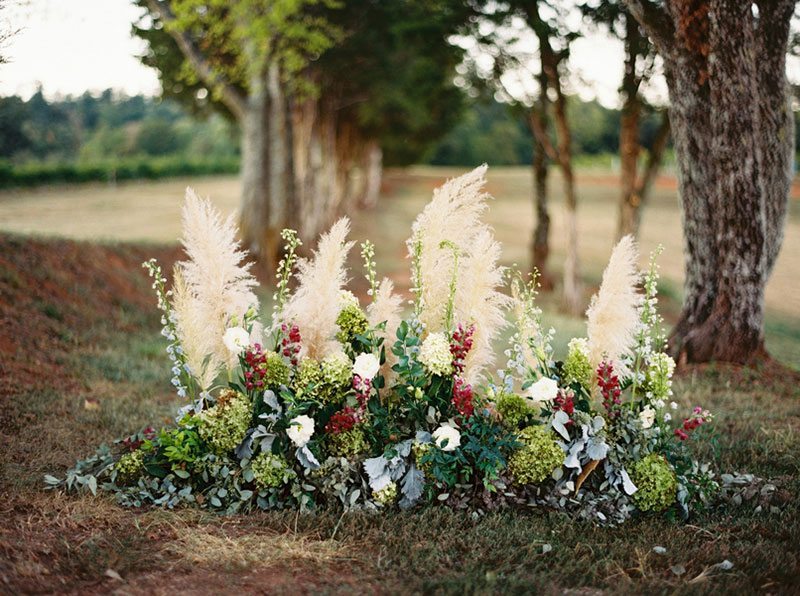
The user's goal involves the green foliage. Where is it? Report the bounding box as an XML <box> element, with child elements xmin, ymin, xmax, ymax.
<box><xmin>508</xmin><ymin>426</ymin><xmax>564</xmax><ymax>485</ymax></box>
<box><xmin>630</xmin><ymin>454</ymin><xmax>678</xmax><ymax>513</ymax></box>
<box><xmin>152</xmin><ymin>425</ymin><xmax>204</xmax><ymax>469</ymax></box>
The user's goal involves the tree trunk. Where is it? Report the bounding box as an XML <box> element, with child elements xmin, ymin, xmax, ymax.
<box><xmin>359</xmin><ymin>141</ymin><xmax>383</xmax><ymax>209</ymax></box>
<box><xmin>626</xmin><ymin>0</ymin><xmax>794</xmax><ymax>364</ymax></box>
<box><xmin>617</xmin><ymin>14</ymin><xmax>643</xmax><ymax>240</ymax></box>
<box><xmin>530</xmin><ymin>71</ymin><xmax>553</xmax><ymax>290</ymax></box>
<box><xmin>239</xmin><ymin>70</ymin><xmax>272</xmax><ymax>262</ymax></box>
<box><xmin>635</xmin><ymin>111</ymin><xmax>670</xmax><ymax>207</ymax></box>
<box><xmin>552</xmin><ymin>78</ymin><xmax>582</xmax><ymax>316</ymax></box>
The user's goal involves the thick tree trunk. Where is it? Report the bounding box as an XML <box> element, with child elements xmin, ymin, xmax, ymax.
<box><xmin>626</xmin><ymin>0</ymin><xmax>794</xmax><ymax>364</ymax></box>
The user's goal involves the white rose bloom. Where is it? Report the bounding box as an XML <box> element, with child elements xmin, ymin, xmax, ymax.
<box><xmin>639</xmin><ymin>406</ymin><xmax>656</xmax><ymax>429</ymax></box>
<box><xmin>524</xmin><ymin>377</ymin><xmax>559</xmax><ymax>403</ymax></box>
<box><xmin>223</xmin><ymin>326</ymin><xmax>250</xmax><ymax>354</ymax></box>
<box><xmin>353</xmin><ymin>353</ymin><xmax>381</xmax><ymax>380</ymax></box>
<box><xmin>432</xmin><ymin>424</ymin><xmax>461</xmax><ymax>452</ymax></box>
<box><xmin>287</xmin><ymin>415</ymin><xmax>315</xmax><ymax>447</ymax></box>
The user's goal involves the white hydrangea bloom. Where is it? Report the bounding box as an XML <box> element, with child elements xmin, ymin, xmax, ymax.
<box><xmin>287</xmin><ymin>415</ymin><xmax>315</xmax><ymax>447</ymax></box>
<box><xmin>419</xmin><ymin>332</ymin><xmax>453</xmax><ymax>376</ymax></box>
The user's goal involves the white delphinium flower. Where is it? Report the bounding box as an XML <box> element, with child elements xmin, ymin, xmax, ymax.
<box><xmin>639</xmin><ymin>406</ymin><xmax>656</xmax><ymax>429</ymax></box>
<box><xmin>663</xmin><ymin>412</ymin><xmax>672</xmax><ymax>423</ymax></box>
<box><xmin>524</xmin><ymin>377</ymin><xmax>559</xmax><ymax>404</ymax></box>
<box><xmin>353</xmin><ymin>353</ymin><xmax>380</xmax><ymax>380</ymax></box>
<box><xmin>223</xmin><ymin>326</ymin><xmax>250</xmax><ymax>354</ymax></box>
<box><xmin>419</xmin><ymin>332</ymin><xmax>453</xmax><ymax>376</ymax></box>
<box><xmin>433</xmin><ymin>424</ymin><xmax>461</xmax><ymax>452</ymax></box>
<box><xmin>287</xmin><ymin>415</ymin><xmax>315</xmax><ymax>447</ymax></box>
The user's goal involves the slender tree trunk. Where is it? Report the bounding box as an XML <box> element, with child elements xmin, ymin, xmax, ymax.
<box><xmin>530</xmin><ymin>71</ymin><xmax>553</xmax><ymax>290</ymax></box>
<box><xmin>552</xmin><ymin>80</ymin><xmax>581</xmax><ymax>316</ymax></box>
<box><xmin>239</xmin><ymin>70</ymin><xmax>272</xmax><ymax>261</ymax></box>
<box><xmin>635</xmin><ymin>111</ymin><xmax>670</xmax><ymax>206</ymax></box>
<box><xmin>359</xmin><ymin>141</ymin><xmax>383</xmax><ymax>209</ymax></box>
<box><xmin>618</xmin><ymin>14</ymin><xmax>643</xmax><ymax>240</ymax></box>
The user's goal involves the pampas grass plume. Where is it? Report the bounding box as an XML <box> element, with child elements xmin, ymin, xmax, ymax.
<box><xmin>586</xmin><ymin>235</ymin><xmax>642</xmax><ymax>374</ymax></box>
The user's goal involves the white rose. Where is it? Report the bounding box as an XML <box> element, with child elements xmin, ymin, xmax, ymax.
<box><xmin>286</xmin><ymin>414</ymin><xmax>315</xmax><ymax>447</ymax></box>
<box><xmin>524</xmin><ymin>377</ymin><xmax>559</xmax><ymax>403</ymax></box>
<box><xmin>432</xmin><ymin>424</ymin><xmax>461</xmax><ymax>452</ymax></box>
<box><xmin>353</xmin><ymin>353</ymin><xmax>380</xmax><ymax>380</ymax></box>
<box><xmin>223</xmin><ymin>326</ymin><xmax>250</xmax><ymax>354</ymax></box>
<box><xmin>639</xmin><ymin>406</ymin><xmax>656</xmax><ymax>429</ymax></box>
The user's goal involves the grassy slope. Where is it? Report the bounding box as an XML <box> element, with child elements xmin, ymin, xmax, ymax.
<box><xmin>0</xmin><ymin>233</ymin><xmax>799</xmax><ymax>594</ymax></box>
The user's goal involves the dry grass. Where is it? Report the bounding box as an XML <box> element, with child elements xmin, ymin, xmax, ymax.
<box><xmin>0</xmin><ymin>170</ymin><xmax>799</xmax><ymax>593</ymax></box>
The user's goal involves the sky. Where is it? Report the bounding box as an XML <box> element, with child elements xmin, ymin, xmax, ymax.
<box><xmin>0</xmin><ymin>0</ymin><xmax>795</xmax><ymax>109</ymax></box>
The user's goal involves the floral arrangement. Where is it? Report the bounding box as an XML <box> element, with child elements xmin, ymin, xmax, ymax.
<box><xmin>51</xmin><ymin>166</ymin><xmax>722</xmax><ymax>524</ymax></box>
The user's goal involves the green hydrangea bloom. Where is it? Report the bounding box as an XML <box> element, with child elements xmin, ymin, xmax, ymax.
<box><xmin>644</xmin><ymin>353</ymin><xmax>676</xmax><ymax>400</ymax></box>
<box><xmin>495</xmin><ymin>392</ymin><xmax>531</xmax><ymax>429</ymax></box>
<box><xmin>294</xmin><ymin>358</ymin><xmax>323</xmax><ymax>395</ymax></box>
<box><xmin>374</xmin><ymin>481</ymin><xmax>398</xmax><ymax>506</ymax></box>
<box><xmin>197</xmin><ymin>392</ymin><xmax>251</xmax><ymax>455</ymax></box>
<box><xmin>114</xmin><ymin>450</ymin><xmax>144</xmax><ymax>484</ymax></box>
<box><xmin>630</xmin><ymin>453</ymin><xmax>678</xmax><ymax>512</ymax></box>
<box><xmin>251</xmin><ymin>452</ymin><xmax>294</xmax><ymax>489</ymax></box>
<box><xmin>328</xmin><ymin>427</ymin><xmax>369</xmax><ymax>458</ymax></box>
<box><xmin>509</xmin><ymin>426</ymin><xmax>564</xmax><ymax>485</ymax></box>
<box><xmin>412</xmin><ymin>441</ymin><xmax>433</xmax><ymax>475</ymax></box>
<box><xmin>262</xmin><ymin>352</ymin><xmax>290</xmax><ymax>387</ymax></box>
<box><xmin>418</xmin><ymin>332</ymin><xmax>453</xmax><ymax>377</ymax></box>
<box><xmin>335</xmin><ymin>303</ymin><xmax>369</xmax><ymax>343</ymax></box>
<box><xmin>319</xmin><ymin>352</ymin><xmax>353</xmax><ymax>403</ymax></box>
<box><xmin>562</xmin><ymin>337</ymin><xmax>593</xmax><ymax>389</ymax></box>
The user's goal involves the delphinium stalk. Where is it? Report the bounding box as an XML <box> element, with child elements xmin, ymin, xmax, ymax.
<box><xmin>360</xmin><ymin>240</ymin><xmax>377</xmax><ymax>299</ymax></box>
<box><xmin>440</xmin><ymin>240</ymin><xmax>460</xmax><ymax>333</ymax></box>
<box><xmin>629</xmin><ymin>245</ymin><xmax>665</xmax><ymax>404</ymax></box>
<box><xmin>142</xmin><ymin>259</ymin><xmax>193</xmax><ymax>400</ymax></box>
<box><xmin>272</xmin><ymin>229</ymin><xmax>302</xmax><ymax>327</ymax></box>
<box><xmin>506</xmin><ymin>269</ymin><xmax>555</xmax><ymax>383</ymax></box>
<box><xmin>409</xmin><ymin>232</ymin><xmax>425</xmax><ymax>333</ymax></box>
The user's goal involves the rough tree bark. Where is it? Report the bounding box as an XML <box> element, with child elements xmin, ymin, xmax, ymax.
<box><xmin>625</xmin><ymin>0</ymin><xmax>795</xmax><ymax>364</ymax></box>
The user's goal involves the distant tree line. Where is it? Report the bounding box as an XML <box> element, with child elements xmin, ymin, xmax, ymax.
<box><xmin>0</xmin><ymin>88</ymin><xmax>683</xmax><ymax>176</ymax></box>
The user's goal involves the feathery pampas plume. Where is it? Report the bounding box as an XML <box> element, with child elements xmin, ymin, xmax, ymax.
<box><xmin>586</xmin><ymin>235</ymin><xmax>642</xmax><ymax>375</ymax></box>
<box><xmin>368</xmin><ymin>277</ymin><xmax>404</xmax><ymax>386</ymax></box>
<box><xmin>173</xmin><ymin>188</ymin><xmax>259</xmax><ymax>389</ymax></box>
<box><xmin>455</xmin><ymin>229</ymin><xmax>511</xmax><ymax>382</ymax></box>
<box><xmin>282</xmin><ymin>217</ymin><xmax>354</xmax><ymax>360</ymax></box>
<box><xmin>407</xmin><ymin>165</ymin><xmax>507</xmax><ymax>381</ymax></box>
<box><xmin>171</xmin><ymin>268</ymin><xmax>222</xmax><ymax>392</ymax></box>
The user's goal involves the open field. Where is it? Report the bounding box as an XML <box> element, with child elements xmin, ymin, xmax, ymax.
<box><xmin>0</xmin><ymin>168</ymin><xmax>799</xmax><ymax>593</ymax></box>
<box><xmin>1</xmin><ymin>166</ymin><xmax>798</xmax><ymax>364</ymax></box>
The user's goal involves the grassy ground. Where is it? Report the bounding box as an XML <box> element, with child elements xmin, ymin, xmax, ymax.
<box><xmin>1</xmin><ymin>169</ymin><xmax>799</xmax><ymax>593</ymax></box>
